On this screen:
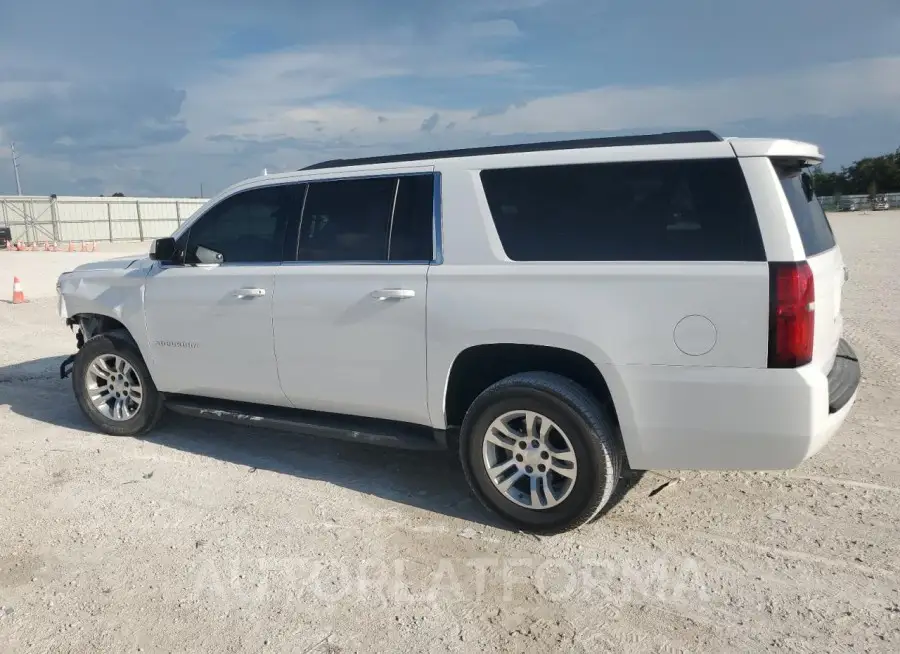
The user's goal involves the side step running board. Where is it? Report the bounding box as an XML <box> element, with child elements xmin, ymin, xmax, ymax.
<box><xmin>165</xmin><ymin>397</ymin><xmax>447</xmax><ymax>451</ymax></box>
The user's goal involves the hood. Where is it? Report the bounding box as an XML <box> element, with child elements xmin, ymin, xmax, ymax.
<box><xmin>71</xmin><ymin>254</ymin><xmax>147</xmax><ymax>273</ymax></box>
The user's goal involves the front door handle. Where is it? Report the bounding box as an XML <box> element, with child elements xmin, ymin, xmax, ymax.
<box><xmin>234</xmin><ymin>287</ymin><xmax>266</xmax><ymax>299</ymax></box>
<box><xmin>371</xmin><ymin>288</ymin><xmax>415</xmax><ymax>301</ymax></box>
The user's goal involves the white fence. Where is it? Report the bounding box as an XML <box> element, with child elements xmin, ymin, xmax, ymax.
<box><xmin>0</xmin><ymin>195</ymin><xmax>208</xmax><ymax>244</ymax></box>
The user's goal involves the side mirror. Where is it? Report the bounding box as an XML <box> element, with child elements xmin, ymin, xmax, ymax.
<box><xmin>150</xmin><ymin>237</ymin><xmax>177</xmax><ymax>262</ymax></box>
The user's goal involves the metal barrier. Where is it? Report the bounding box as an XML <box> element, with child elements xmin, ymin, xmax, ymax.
<box><xmin>0</xmin><ymin>195</ymin><xmax>208</xmax><ymax>244</ymax></box>
<box><xmin>818</xmin><ymin>193</ymin><xmax>900</xmax><ymax>212</ymax></box>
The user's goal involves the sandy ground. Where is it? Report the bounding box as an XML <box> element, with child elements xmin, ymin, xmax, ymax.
<box><xmin>0</xmin><ymin>214</ymin><xmax>899</xmax><ymax>652</ymax></box>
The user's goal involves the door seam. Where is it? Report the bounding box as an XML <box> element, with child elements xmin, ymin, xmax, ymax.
<box><xmin>270</xmin><ymin>268</ymin><xmax>296</xmax><ymax>408</ymax></box>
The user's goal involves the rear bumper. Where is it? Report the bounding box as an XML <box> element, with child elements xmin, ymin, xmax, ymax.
<box><xmin>828</xmin><ymin>338</ymin><xmax>860</xmax><ymax>414</ymax></box>
<box><xmin>613</xmin><ymin>341</ymin><xmax>861</xmax><ymax>471</ymax></box>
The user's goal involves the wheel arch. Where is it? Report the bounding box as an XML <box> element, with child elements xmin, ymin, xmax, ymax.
<box><xmin>439</xmin><ymin>338</ymin><xmax>636</xmax><ymax>462</ymax></box>
<box><xmin>69</xmin><ymin>312</ymin><xmax>129</xmax><ymax>339</ymax></box>
<box><xmin>67</xmin><ymin>310</ymin><xmax>154</xmax><ymax>373</ymax></box>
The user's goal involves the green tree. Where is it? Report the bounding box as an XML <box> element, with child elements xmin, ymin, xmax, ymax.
<box><xmin>810</xmin><ymin>165</ymin><xmax>844</xmax><ymax>196</ymax></box>
<box><xmin>812</xmin><ymin>146</ymin><xmax>900</xmax><ymax>196</ymax></box>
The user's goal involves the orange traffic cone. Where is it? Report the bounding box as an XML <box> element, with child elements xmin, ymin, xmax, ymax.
<box><xmin>12</xmin><ymin>276</ymin><xmax>26</xmax><ymax>304</ymax></box>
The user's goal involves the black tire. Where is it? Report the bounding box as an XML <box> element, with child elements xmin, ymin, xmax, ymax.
<box><xmin>72</xmin><ymin>331</ymin><xmax>165</xmax><ymax>436</ymax></box>
<box><xmin>459</xmin><ymin>371</ymin><xmax>622</xmax><ymax>535</ymax></box>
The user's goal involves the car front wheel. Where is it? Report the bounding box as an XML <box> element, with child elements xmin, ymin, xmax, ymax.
<box><xmin>72</xmin><ymin>331</ymin><xmax>165</xmax><ymax>436</ymax></box>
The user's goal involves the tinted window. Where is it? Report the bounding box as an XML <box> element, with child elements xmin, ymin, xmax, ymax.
<box><xmin>389</xmin><ymin>174</ymin><xmax>435</xmax><ymax>261</ymax></box>
<box><xmin>184</xmin><ymin>185</ymin><xmax>293</xmax><ymax>264</ymax></box>
<box><xmin>480</xmin><ymin>159</ymin><xmax>765</xmax><ymax>262</ymax></box>
<box><xmin>776</xmin><ymin>164</ymin><xmax>836</xmax><ymax>257</ymax></box>
<box><xmin>297</xmin><ymin>177</ymin><xmax>395</xmax><ymax>262</ymax></box>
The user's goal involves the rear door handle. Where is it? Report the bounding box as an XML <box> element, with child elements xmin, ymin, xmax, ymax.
<box><xmin>234</xmin><ymin>287</ymin><xmax>266</xmax><ymax>299</ymax></box>
<box><xmin>371</xmin><ymin>288</ymin><xmax>415</xmax><ymax>301</ymax></box>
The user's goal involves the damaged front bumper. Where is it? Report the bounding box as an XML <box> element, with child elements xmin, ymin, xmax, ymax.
<box><xmin>59</xmin><ymin>354</ymin><xmax>76</xmax><ymax>379</ymax></box>
<box><xmin>56</xmin><ymin>272</ymin><xmax>72</xmax><ymax>319</ymax></box>
<box><xmin>59</xmin><ymin>317</ymin><xmax>86</xmax><ymax>380</ymax></box>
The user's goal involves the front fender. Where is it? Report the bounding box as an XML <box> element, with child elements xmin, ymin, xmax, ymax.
<box><xmin>59</xmin><ymin>265</ymin><xmax>157</xmax><ymax>376</ymax></box>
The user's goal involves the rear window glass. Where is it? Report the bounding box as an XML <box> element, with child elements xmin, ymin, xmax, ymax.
<box><xmin>479</xmin><ymin>158</ymin><xmax>765</xmax><ymax>262</ymax></box>
<box><xmin>775</xmin><ymin>164</ymin><xmax>836</xmax><ymax>257</ymax></box>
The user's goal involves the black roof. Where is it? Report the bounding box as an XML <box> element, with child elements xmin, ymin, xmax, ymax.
<box><xmin>300</xmin><ymin>130</ymin><xmax>722</xmax><ymax>171</ymax></box>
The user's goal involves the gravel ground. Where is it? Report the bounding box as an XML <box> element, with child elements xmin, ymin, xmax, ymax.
<box><xmin>1</xmin><ymin>214</ymin><xmax>898</xmax><ymax>653</ymax></box>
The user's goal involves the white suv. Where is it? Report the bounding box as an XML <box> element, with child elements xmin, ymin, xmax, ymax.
<box><xmin>57</xmin><ymin>130</ymin><xmax>861</xmax><ymax>534</ymax></box>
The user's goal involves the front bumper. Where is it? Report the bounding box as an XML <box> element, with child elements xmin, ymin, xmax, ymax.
<box><xmin>60</xmin><ymin>353</ymin><xmax>76</xmax><ymax>379</ymax></box>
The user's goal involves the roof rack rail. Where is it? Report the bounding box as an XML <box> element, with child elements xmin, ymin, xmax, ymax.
<box><xmin>300</xmin><ymin>130</ymin><xmax>722</xmax><ymax>171</ymax></box>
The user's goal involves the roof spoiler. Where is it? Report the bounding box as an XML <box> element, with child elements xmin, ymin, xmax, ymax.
<box><xmin>727</xmin><ymin>138</ymin><xmax>824</xmax><ymax>164</ymax></box>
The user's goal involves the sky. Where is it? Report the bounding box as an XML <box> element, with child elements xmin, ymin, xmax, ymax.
<box><xmin>1</xmin><ymin>0</ymin><xmax>899</xmax><ymax>197</ymax></box>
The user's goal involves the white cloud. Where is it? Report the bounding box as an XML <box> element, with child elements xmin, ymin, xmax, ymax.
<box><xmin>473</xmin><ymin>0</ymin><xmax>556</xmax><ymax>11</ymax></box>
<box><xmin>0</xmin><ymin>79</ymin><xmax>68</xmax><ymax>104</ymax></box>
<box><xmin>181</xmin><ymin>37</ymin><xmax>530</xmax><ymax>143</ymax></box>
<box><xmin>469</xmin><ymin>19</ymin><xmax>522</xmax><ymax>39</ymax></box>
<box><xmin>473</xmin><ymin>56</ymin><xmax>900</xmax><ymax>135</ymax></box>
<box><xmin>2</xmin><ymin>0</ymin><xmax>898</xmax><ymax>195</ymax></box>
<box><xmin>189</xmin><ymin>55</ymin><xmax>900</xmax><ymax>154</ymax></box>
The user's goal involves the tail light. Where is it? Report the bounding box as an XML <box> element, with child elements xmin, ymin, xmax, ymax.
<box><xmin>768</xmin><ymin>261</ymin><xmax>815</xmax><ymax>368</ymax></box>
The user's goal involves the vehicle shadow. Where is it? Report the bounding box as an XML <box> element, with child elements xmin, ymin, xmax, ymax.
<box><xmin>2</xmin><ymin>356</ymin><xmax>642</xmax><ymax>533</ymax></box>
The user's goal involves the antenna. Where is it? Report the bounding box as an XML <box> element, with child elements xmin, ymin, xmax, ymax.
<box><xmin>10</xmin><ymin>142</ymin><xmax>22</xmax><ymax>196</ymax></box>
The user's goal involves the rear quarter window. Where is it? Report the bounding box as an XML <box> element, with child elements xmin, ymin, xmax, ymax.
<box><xmin>479</xmin><ymin>158</ymin><xmax>765</xmax><ymax>262</ymax></box>
<box><xmin>775</xmin><ymin>163</ymin><xmax>836</xmax><ymax>257</ymax></box>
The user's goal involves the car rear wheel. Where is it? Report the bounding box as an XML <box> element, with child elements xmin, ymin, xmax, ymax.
<box><xmin>72</xmin><ymin>332</ymin><xmax>165</xmax><ymax>436</ymax></box>
<box><xmin>459</xmin><ymin>372</ymin><xmax>622</xmax><ymax>534</ymax></box>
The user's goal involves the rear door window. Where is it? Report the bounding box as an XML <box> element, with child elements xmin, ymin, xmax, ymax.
<box><xmin>290</xmin><ymin>174</ymin><xmax>436</xmax><ymax>263</ymax></box>
<box><xmin>388</xmin><ymin>174</ymin><xmax>435</xmax><ymax>261</ymax></box>
<box><xmin>296</xmin><ymin>177</ymin><xmax>395</xmax><ymax>262</ymax></box>
<box><xmin>774</xmin><ymin>163</ymin><xmax>836</xmax><ymax>257</ymax></box>
<box><xmin>479</xmin><ymin>158</ymin><xmax>765</xmax><ymax>262</ymax></box>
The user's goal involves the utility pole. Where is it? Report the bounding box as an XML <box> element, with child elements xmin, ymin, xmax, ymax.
<box><xmin>10</xmin><ymin>142</ymin><xmax>22</xmax><ymax>196</ymax></box>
